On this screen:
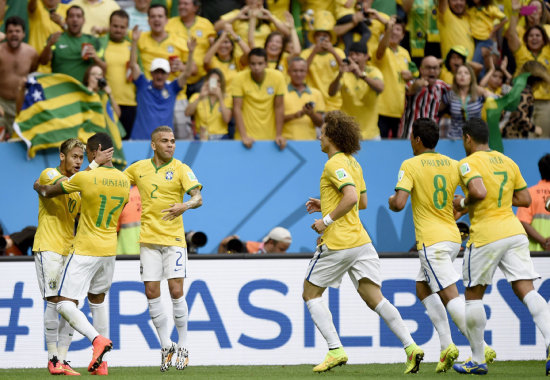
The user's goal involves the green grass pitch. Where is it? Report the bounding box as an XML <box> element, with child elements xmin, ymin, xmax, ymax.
<box><xmin>0</xmin><ymin>361</ymin><xmax>546</xmax><ymax>379</ymax></box>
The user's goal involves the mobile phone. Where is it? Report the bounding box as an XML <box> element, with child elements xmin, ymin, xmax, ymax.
<box><xmin>520</xmin><ymin>5</ymin><xmax>538</xmax><ymax>16</ymax></box>
<box><xmin>209</xmin><ymin>77</ymin><xmax>218</xmax><ymax>91</ymax></box>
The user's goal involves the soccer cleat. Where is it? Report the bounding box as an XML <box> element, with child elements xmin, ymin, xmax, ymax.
<box><xmin>453</xmin><ymin>360</ymin><xmax>488</xmax><ymax>375</ymax></box>
<box><xmin>404</xmin><ymin>343</ymin><xmax>424</xmax><ymax>374</ymax></box>
<box><xmin>160</xmin><ymin>342</ymin><xmax>176</xmax><ymax>372</ymax></box>
<box><xmin>175</xmin><ymin>347</ymin><xmax>189</xmax><ymax>370</ymax></box>
<box><xmin>61</xmin><ymin>361</ymin><xmax>81</xmax><ymax>376</ymax></box>
<box><xmin>88</xmin><ymin>335</ymin><xmax>113</xmax><ymax>373</ymax></box>
<box><xmin>48</xmin><ymin>356</ymin><xmax>64</xmax><ymax>375</ymax></box>
<box><xmin>90</xmin><ymin>361</ymin><xmax>108</xmax><ymax>376</ymax></box>
<box><xmin>312</xmin><ymin>347</ymin><xmax>348</xmax><ymax>372</ymax></box>
<box><xmin>435</xmin><ymin>343</ymin><xmax>459</xmax><ymax>373</ymax></box>
<box><xmin>484</xmin><ymin>345</ymin><xmax>496</xmax><ymax>364</ymax></box>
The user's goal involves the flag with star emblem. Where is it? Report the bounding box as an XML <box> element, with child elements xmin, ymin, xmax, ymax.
<box><xmin>14</xmin><ymin>73</ymin><xmax>126</xmax><ymax>167</ymax></box>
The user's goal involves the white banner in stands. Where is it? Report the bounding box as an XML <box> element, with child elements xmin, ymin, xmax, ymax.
<box><xmin>1</xmin><ymin>257</ymin><xmax>549</xmax><ymax>368</ymax></box>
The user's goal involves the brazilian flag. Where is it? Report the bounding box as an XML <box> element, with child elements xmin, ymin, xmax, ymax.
<box><xmin>484</xmin><ymin>72</ymin><xmax>530</xmax><ymax>153</ymax></box>
<box><xmin>13</xmin><ymin>73</ymin><xmax>126</xmax><ymax>168</ymax></box>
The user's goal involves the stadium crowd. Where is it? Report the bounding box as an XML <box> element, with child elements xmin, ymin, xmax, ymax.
<box><xmin>1</xmin><ymin>0</ymin><xmax>550</xmax><ymax>144</ymax></box>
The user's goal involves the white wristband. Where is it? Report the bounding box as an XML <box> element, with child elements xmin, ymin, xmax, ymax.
<box><xmin>460</xmin><ymin>198</ymin><xmax>466</xmax><ymax>209</ymax></box>
<box><xmin>323</xmin><ymin>214</ymin><xmax>334</xmax><ymax>226</ymax></box>
<box><xmin>89</xmin><ymin>160</ymin><xmax>99</xmax><ymax>170</ymax></box>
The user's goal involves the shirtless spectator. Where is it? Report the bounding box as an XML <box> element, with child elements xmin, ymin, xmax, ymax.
<box><xmin>0</xmin><ymin>16</ymin><xmax>39</xmax><ymax>141</ymax></box>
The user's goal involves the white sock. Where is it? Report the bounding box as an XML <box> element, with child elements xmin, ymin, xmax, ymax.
<box><xmin>57</xmin><ymin>316</ymin><xmax>74</xmax><ymax>362</ymax></box>
<box><xmin>56</xmin><ymin>301</ymin><xmax>99</xmax><ymax>342</ymax></box>
<box><xmin>172</xmin><ymin>297</ymin><xmax>188</xmax><ymax>348</ymax></box>
<box><xmin>375</xmin><ymin>298</ymin><xmax>414</xmax><ymax>348</ymax></box>
<box><xmin>148</xmin><ymin>297</ymin><xmax>172</xmax><ymax>348</ymax></box>
<box><xmin>89</xmin><ymin>301</ymin><xmax>109</xmax><ymax>337</ymax></box>
<box><xmin>44</xmin><ymin>301</ymin><xmax>59</xmax><ymax>360</ymax></box>
<box><xmin>422</xmin><ymin>294</ymin><xmax>452</xmax><ymax>350</ymax></box>
<box><xmin>446</xmin><ymin>296</ymin><xmax>468</xmax><ymax>338</ymax></box>
<box><xmin>523</xmin><ymin>290</ymin><xmax>550</xmax><ymax>347</ymax></box>
<box><xmin>465</xmin><ymin>299</ymin><xmax>486</xmax><ymax>364</ymax></box>
<box><xmin>306</xmin><ymin>297</ymin><xmax>341</xmax><ymax>349</ymax></box>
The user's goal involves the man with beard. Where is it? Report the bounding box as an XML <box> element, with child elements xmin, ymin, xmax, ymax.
<box><xmin>0</xmin><ymin>16</ymin><xmax>38</xmax><ymax>140</ymax></box>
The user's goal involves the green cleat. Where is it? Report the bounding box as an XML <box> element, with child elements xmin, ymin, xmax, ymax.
<box><xmin>435</xmin><ymin>343</ymin><xmax>459</xmax><ymax>373</ymax></box>
<box><xmin>484</xmin><ymin>346</ymin><xmax>496</xmax><ymax>364</ymax></box>
<box><xmin>404</xmin><ymin>343</ymin><xmax>424</xmax><ymax>374</ymax></box>
<box><xmin>312</xmin><ymin>347</ymin><xmax>348</xmax><ymax>372</ymax></box>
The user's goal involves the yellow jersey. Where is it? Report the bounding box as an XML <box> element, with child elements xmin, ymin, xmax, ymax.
<box><xmin>232</xmin><ymin>68</ymin><xmax>287</xmax><ymax>140</ymax></box>
<box><xmin>61</xmin><ymin>167</ymin><xmax>130</xmax><ymax>257</ymax></box>
<box><xmin>221</xmin><ymin>9</ymin><xmax>273</xmax><ymax>49</ymax></box>
<box><xmin>209</xmin><ymin>55</ymin><xmax>243</xmax><ymax>93</ymax></box>
<box><xmin>71</xmin><ymin>0</ymin><xmax>120</xmax><ymax>35</ymax></box>
<box><xmin>165</xmin><ymin>16</ymin><xmax>216</xmax><ymax>84</ymax></box>
<box><xmin>513</xmin><ymin>44</ymin><xmax>550</xmax><ymax>100</ymax></box>
<box><xmin>374</xmin><ymin>45</ymin><xmax>411</xmax><ymax>118</ymax></box>
<box><xmin>188</xmin><ymin>92</ymin><xmax>232</xmax><ymax>136</ymax></box>
<box><xmin>124</xmin><ymin>158</ymin><xmax>202</xmax><ymax>248</ymax></box>
<box><xmin>137</xmin><ymin>31</ymin><xmax>189</xmax><ymax>81</ymax></box>
<box><xmin>104</xmin><ymin>38</ymin><xmax>136</xmax><ymax>106</ymax></box>
<box><xmin>283</xmin><ymin>84</ymin><xmax>325</xmax><ymax>140</ymax></box>
<box><xmin>440</xmin><ymin>67</ymin><xmax>454</xmax><ymax>85</ymax></box>
<box><xmin>300</xmin><ymin>47</ymin><xmax>346</xmax><ymax>111</ymax></box>
<box><xmin>320</xmin><ymin>153</ymin><xmax>371</xmax><ymax>250</ymax></box>
<box><xmin>267</xmin><ymin>0</ymin><xmax>291</xmax><ymax>20</ymax></box>
<box><xmin>438</xmin><ymin>6</ymin><xmax>475</xmax><ymax>61</ymax></box>
<box><xmin>467</xmin><ymin>5</ymin><xmax>505</xmax><ymax>41</ymax></box>
<box><xmin>340</xmin><ymin>67</ymin><xmax>383</xmax><ymax>140</ymax></box>
<box><xmin>33</xmin><ymin>168</ymin><xmax>80</xmax><ymax>255</ymax></box>
<box><xmin>395</xmin><ymin>152</ymin><xmax>462</xmax><ymax>250</ymax></box>
<box><xmin>458</xmin><ymin>150</ymin><xmax>527</xmax><ymax>247</ymax></box>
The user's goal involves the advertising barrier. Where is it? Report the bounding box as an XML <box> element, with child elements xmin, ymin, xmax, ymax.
<box><xmin>1</xmin><ymin>255</ymin><xmax>549</xmax><ymax>368</ymax></box>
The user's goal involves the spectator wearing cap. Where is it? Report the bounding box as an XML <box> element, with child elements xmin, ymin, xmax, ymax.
<box><xmin>374</xmin><ymin>16</ymin><xmax>415</xmax><ymax>138</ymax></box>
<box><xmin>129</xmin><ymin>29</ymin><xmax>196</xmax><ymax>140</ymax></box>
<box><xmin>166</xmin><ymin>0</ymin><xmax>216</xmax><ymax>97</ymax></box>
<box><xmin>283</xmin><ymin>57</ymin><xmax>325</xmax><ymax>140</ymax></box>
<box><xmin>39</xmin><ymin>5</ymin><xmax>106</xmax><ymax>82</ymax></box>
<box><xmin>218</xmin><ymin>226</ymin><xmax>293</xmax><ymax>254</ymax></box>
<box><xmin>232</xmin><ymin>48</ymin><xmax>287</xmax><ymax>149</ymax></box>
<box><xmin>328</xmin><ymin>42</ymin><xmax>384</xmax><ymax>140</ymax></box>
<box><xmin>300</xmin><ymin>11</ymin><xmax>346</xmax><ymax>112</ymax></box>
<box><xmin>437</xmin><ymin>0</ymin><xmax>475</xmax><ymax>62</ymax></box>
<box><xmin>440</xmin><ymin>45</ymin><xmax>468</xmax><ymax>85</ymax></box>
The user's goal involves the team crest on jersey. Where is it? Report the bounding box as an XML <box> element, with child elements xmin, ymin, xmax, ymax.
<box><xmin>335</xmin><ymin>168</ymin><xmax>348</xmax><ymax>180</ymax></box>
<box><xmin>330</xmin><ymin>59</ymin><xmax>337</xmax><ymax>67</ymax></box>
<box><xmin>187</xmin><ymin>172</ymin><xmax>197</xmax><ymax>181</ymax></box>
<box><xmin>398</xmin><ymin>170</ymin><xmax>404</xmax><ymax>182</ymax></box>
<box><xmin>47</xmin><ymin>169</ymin><xmax>58</xmax><ymax>180</ymax></box>
<box><xmin>161</xmin><ymin>89</ymin><xmax>170</xmax><ymax>99</ymax></box>
<box><xmin>460</xmin><ymin>163</ymin><xmax>471</xmax><ymax>176</ymax></box>
<box><xmin>167</xmin><ymin>45</ymin><xmax>174</xmax><ymax>53</ymax></box>
<box><xmin>267</xmin><ymin>86</ymin><xmax>274</xmax><ymax>95</ymax></box>
<box><xmin>48</xmin><ymin>279</ymin><xmax>57</xmax><ymax>290</ymax></box>
<box><xmin>229</xmin><ymin>63</ymin><xmax>236</xmax><ymax>70</ymax></box>
<box><xmin>165</xmin><ymin>171</ymin><xmax>174</xmax><ymax>180</ymax></box>
<box><xmin>196</xmin><ymin>30</ymin><xmax>203</xmax><ymax>37</ymax></box>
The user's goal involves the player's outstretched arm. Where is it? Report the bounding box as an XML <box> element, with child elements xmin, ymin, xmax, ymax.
<box><xmin>161</xmin><ymin>187</ymin><xmax>203</xmax><ymax>221</ymax></box>
<box><xmin>388</xmin><ymin>190</ymin><xmax>408</xmax><ymax>212</ymax></box>
<box><xmin>33</xmin><ymin>179</ymin><xmax>65</xmax><ymax>198</ymax></box>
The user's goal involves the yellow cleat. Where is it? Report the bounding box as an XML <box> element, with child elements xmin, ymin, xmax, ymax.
<box><xmin>435</xmin><ymin>343</ymin><xmax>459</xmax><ymax>373</ymax></box>
<box><xmin>404</xmin><ymin>343</ymin><xmax>424</xmax><ymax>374</ymax></box>
<box><xmin>484</xmin><ymin>346</ymin><xmax>496</xmax><ymax>364</ymax></box>
<box><xmin>312</xmin><ymin>347</ymin><xmax>348</xmax><ymax>373</ymax></box>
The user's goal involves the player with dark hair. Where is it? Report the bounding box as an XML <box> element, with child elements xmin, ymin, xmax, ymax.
<box><xmin>389</xmin><ymin>118</ymin><xmax>495</xmax><ymax>372</ymax></box>
<box><xmin>304</xmin><ymin>110</ymin><xmax>424</xmax><ymax>374</ymax></box>
<box><xmin>452</xmin><ymin>118</ymin><xmax>550</xmax><ymax>375</ymax></box>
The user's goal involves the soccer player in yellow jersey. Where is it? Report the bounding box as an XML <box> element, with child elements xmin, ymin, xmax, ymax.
<box><xmin>34</xmin><ymin>133</ymin><xmax>130</xmax><ymax>375</ymax></box>
<box><xmin>451</xmin><ymin>118</ymin><xmax>550</xmax><ymax>375</ymax></box>
<box><xmin>124</xmin><ymin>126</ymin><xmax>203</xmax><ymax>372</ymax></box>
<box><xmin>388</xmin><ymin>118</ymin><xmax>495</xmax><ymax>372</ymax></box>
<box><xmin>303</xmin><ymin>111</ymin><xmax>424</xmax><ymax>374</ymax></box>
<box><xmin>33</xmin><ymin>138</ymin><xmax>84</xmax><ymax>376</ymax></box>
